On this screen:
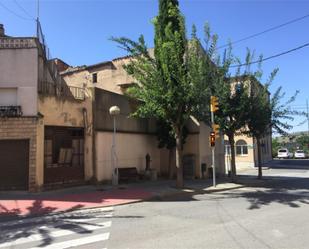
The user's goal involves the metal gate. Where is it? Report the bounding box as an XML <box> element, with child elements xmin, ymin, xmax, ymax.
<box><xmin>0</xmin><ymin>140</ymin><xmax>29</xmax><ymax>190</ymax></box>
<box><xmin>44</xmin><ymin>126</ymin><xmax>84</xmax><ymax>185</ymax></box>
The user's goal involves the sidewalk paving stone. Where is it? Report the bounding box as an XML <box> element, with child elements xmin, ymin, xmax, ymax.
<box><xmin>0</xmin><ymin>176</ymin><xmax>266</xmax><ymax>220</ymax></box>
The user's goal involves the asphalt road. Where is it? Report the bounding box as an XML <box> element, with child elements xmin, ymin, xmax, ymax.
<box><xmin>107</xmin><ymin>160</ymin><xmax>309</xmax><ymax>249</ymax></box>
<box><xmin>271</xmin><ymin>158</ymin><xmax>309</xmax><ymax>168</ymax></box>
<box><xmin>2</xmin><ymin>159</ymin><xmax>309</xmax><ymax>249</ymax></box>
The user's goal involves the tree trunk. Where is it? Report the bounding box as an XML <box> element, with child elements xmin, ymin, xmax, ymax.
<box><xmin>256</xmin><ymin>138</ymin><xmax>262</xmax><ymax>179</ymax></box>
<box><xmin>175</xmin><ymin>128</ymin><xmax>184</xmax><ymax>188</ymax></box>
<box><xmin>228</xmin><ymin>134</ymin><xmax>237</xmax><ymax>182</ymax></box>
<box><xmin>168</xmin><ymin>148</ymin><xmax>174</xmax><ymax>179</ymax></box>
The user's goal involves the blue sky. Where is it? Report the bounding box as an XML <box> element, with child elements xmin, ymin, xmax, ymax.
<box><xmin>1</xmin><ymin>0</ymin><xmax>308</xmax><ymax>133</ymax></box>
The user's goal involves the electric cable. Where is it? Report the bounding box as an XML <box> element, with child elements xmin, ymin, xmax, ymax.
<box><xmin>13</xmin><ymin>0</ymin><xmax>35</xmax><ymax>20</ymax></box>
<box><xmin>218</xmin><ymin>13</ymin><xmax>309</xmax><ymax>49</ymax></box>
<box><xmin>230</xmin><ymin>42</ymin><xmax>309</xmax><ymax>68</ymax></box>
<box><xmin>0</xmin><ymin>1</ymin><xmax>33</xmax><ymax>21</ymax></box>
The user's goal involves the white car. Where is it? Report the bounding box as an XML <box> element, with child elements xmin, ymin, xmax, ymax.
<box><xmin>277</xmin><ymin>148</ymin><xmax>292</xmax><ymax>159</ymax></box>
<box><xmin>294</xmin><ymin>150</ymin><xmax>306</xmax><ymax>159</ymax></box>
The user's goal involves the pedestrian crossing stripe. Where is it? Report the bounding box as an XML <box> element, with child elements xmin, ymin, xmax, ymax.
<box><xmin>0</xmin><ymin>221</ymin><xmax>111</xmax><ymax>248</ymax></box>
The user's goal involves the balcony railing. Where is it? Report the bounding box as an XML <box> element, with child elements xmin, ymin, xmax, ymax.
<box><xmin>0</xmin><ymin>106</ymin><xmax>22</xmax><ymax>117</ymax></box>
<box><xmin>38</xmin><ymin>81</ymin><xmax>85</xmax><ymax>101</ymax></box>
<box><xmin>0</xmin><ymin>38</ymin><xmax>37</xmax><ymax>49</ymax></box>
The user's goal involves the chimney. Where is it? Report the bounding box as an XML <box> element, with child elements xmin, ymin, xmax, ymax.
<box><xmin>0</xmin><ymin>24</ymin><xmax>5</xmax><ymax>36</ymax></box>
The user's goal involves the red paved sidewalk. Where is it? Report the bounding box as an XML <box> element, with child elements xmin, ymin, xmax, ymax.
<box><xmin>0</xmin><ymin>188</ymin><xmax>153</xmax><ymax>218</ymax></box>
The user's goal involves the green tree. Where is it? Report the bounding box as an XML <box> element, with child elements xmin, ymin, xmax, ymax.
<box><xmin>213</xmin><ymin>76</ymin><xmax>250</xmax><ymax>181</ymax></box>
<box><xmin>245</xmin><ymin>74</ymin><xmax>275</xmax><ymax>179</ymax></box>
<box><xmin>156</xmin><ymin>120</ymin><xmax>188</xmax><ymax>179</ymax></box>
<box><xmin>296</xmin><ymin>134</ymin><xmax>309</xmax><ymax>152</ymax></box>
<box><xmin>272</xmin><ymin>137</ymin><xmax>281</xmax><ymax>157</ymax></box>
<box><xmin>270</xmin><ymin>87</ymin><xmax>301</xmax><ymax>135</ymax></box>
<box><xmin>246</xmin><ymin>71</ymin><xmax>304</xmax><ymax>178</ymax></box>
<box><xmin>112</xmin><ymin>0</ymin><xmax>214</xmax><ymax>188</ymax></box>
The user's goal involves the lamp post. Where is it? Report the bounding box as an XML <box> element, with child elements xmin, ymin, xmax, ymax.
<box><xmin>109</xmin><ymin>105</ymin><xmax>120</xmax><ymax>185</ymax></box>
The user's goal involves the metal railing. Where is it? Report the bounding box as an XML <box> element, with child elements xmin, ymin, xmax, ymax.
<box><xmin>38</xmin><ymin>81</ymin><xmax>85</xmax><ymax>100</ymax></box>
<box><xmin>0</xmin><ymin>106</ymin><xmax>22</xmax><ymax>117</ymax></box>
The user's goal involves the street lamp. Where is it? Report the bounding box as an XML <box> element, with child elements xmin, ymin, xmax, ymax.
<box><xmin>109</xmin><ymin>105</ymin><xmax>120</xmax><ymax>185</ymax></box>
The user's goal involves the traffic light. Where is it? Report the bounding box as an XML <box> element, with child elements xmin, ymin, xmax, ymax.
<box><xmin>210</xmin><ymin>131</ymin><xmax>216</xmax><ymax>147</ymax></box>
<box><xmin>212</xmin><ymin>124</ymin><xmax>220</xmax><ymax>139</ymax></box>
<box><xmin>210</xmin><ymin>96</ymin><xmax>219</xmax><ymax>112</ymax></box>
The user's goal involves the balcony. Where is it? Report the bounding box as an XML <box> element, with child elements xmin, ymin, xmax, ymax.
<box><xmin>0</xmin><ymin>106</ymin><xmax>22</xmax><ymax>117</ymax></box>
<box><xmin>38</xmin><ymin>81</ymin><xmax>85</xmax><ymax>101</ymax></box>
<box><xmin>0</xmin><ymin>37</ymin><xmax>37</xmax><ymax>49</ymax></box>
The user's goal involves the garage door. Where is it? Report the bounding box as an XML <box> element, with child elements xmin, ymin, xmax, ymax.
<box><xmin>0</xmin><ymin>140</ymin><xmax>29</xmax><ymax>190</ymax></box>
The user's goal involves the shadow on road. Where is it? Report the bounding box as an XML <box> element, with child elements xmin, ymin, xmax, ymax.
<box><xmin>147</xmin><ymin>175</ymin><xmax>309</xmax><ymax>211</ymax></box>
<box><xmin>0</xmin><ymin>204</ymin><xmax>117</xmax><ymax>247</ymax></box>
<box><xmin>268</xmin><ymin>159</ymin><xmax>309</xmax><ymax>169</ymax></box>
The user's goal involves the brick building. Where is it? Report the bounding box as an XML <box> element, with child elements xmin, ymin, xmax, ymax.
<box><xmin>0</xmin><ymin>24</ymin><xmax>93</xmax><ymax>191</ymax></box>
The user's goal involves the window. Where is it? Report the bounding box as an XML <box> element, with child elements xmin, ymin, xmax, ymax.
<box><xmin>92</xmin><ymin>73</ymin><xmax>97</xmax><ymax>83</ymax></box>
<box><xmin>224</xmin><ymin>140</ymin><xmax>231</xmax><ymax>155</ymax></box>
<box><xmin>0</xmin><ymin>88</ymin><xmax>17</xmax><ymax>106</ymax></box>
<box><xmin>236</xmin><ymin>139</ymin><xmax>248</xmax><ymax>156</ymax></box>
<box><xmin>235</xmin><ymin>82</ymin><xmax>243</xmax><ymax>92</ymax></box>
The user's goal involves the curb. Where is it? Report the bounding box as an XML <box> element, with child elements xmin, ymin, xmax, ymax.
<box><xmin>0</xmin><ymin>179</ymin><xmax>267</xmax><ymax>222</ymax></box>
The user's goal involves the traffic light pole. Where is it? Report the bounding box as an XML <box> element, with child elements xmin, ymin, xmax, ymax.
<box><xmin>211</xmin><ymin>111</ymin><xmax>216</xmax><ymax>187</ymax></box>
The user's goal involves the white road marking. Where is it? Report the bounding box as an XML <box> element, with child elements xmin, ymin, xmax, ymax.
<box><xmin>0</xmin><ymin>221</ymin><xmax>111</xmax><ymax>248</ymax></box>
<box><xmin>30</xmin><ymin>232</ymin><xmax>110</xmax><ymax>249</ymax></box>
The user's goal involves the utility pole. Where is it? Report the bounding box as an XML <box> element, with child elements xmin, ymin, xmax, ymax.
<box><xmin>37</xmin><ymin>0</ymin><xmax>40</xmax><ymax>21</ymax></box>
<box><xmin>211</xmin><ymin>111</ymin><xmax>216</xmax><ymax>187</ymax></box>
<box><xmin>109</xmin><ymin>106</ymin><xmax>120</xmax><ymax>185</ymax></box>
<box><xmin>306</xmin><ymin>99</ymin><xmax>309</xmax><ymax>136</ymax></box>
<box><xmin>36</xmin><ymin>0</ymin><xmax>40</xmax><ymax>38</ymax></box>
<box><xmin>210</xmin><ymin>96</ymin><xmax>219</xmax><ymax>187</ymax></box>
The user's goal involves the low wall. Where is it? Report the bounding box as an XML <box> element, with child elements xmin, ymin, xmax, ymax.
<box><xmin>96</xmin><ymin>132</ymin><xmax>161</xmax><ymax>181</ymax></box>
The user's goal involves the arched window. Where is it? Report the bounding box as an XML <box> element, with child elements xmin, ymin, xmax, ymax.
<box><xmin>236</xmin><ymin>139</ymin><xmax>248</xmax><ymax>155</ymax></box>
<box><xmin>224</xmin><ymin>140</ymin><xmax>231</xmax><ymax>155</ymax></box>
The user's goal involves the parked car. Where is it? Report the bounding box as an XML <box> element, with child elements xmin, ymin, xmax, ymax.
<box><xmin>277</xmin><ymin>148</ymin><xmax>292</xmax><ymax>159</ymax></box>
<box><xmin>294</xmin><ymin>150</ymin><xmax>306</xmax><ymax>159</ymax></box>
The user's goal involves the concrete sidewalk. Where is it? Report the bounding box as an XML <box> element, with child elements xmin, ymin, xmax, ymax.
<box><xmin>0</xmin><ymin>177</ymin><xmax>264</xmax><ymax>219</ymax></box>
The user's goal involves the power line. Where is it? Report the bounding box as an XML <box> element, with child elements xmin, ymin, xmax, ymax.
<box><xmin>230</xmin><ymin>42</ymin><xmax>309</xmax><ymax>68</ymax></box>
<box><xmin>13</xmin><ymin>0</ymin><xmax>35</xmax><ymax>20</ymax></box>
<box><xmin>0</xmin><ymin>1</ymin><xmax>33</xmax><ymax>21</ymax></box>
<box><xmin>218</xmin><ymin>13</ymin><xmax>309</xmax><ymax>50</ymax></box>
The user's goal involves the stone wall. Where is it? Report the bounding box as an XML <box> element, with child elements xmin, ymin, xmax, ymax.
<box><xmin>0</xmin><ymin>117</ymin><xmax>40</xmax><ymax>191</ymax></box>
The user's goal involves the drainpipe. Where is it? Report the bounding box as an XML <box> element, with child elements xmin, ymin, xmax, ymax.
<box><xmin>92</xmin><ymin>88</ymin><xmax>97</xmax><ymax>184</ymax></box>
<box><xmin>82</xmin><ymin>106</ymin><xmax>96</xmax><ymax>184</ymax></box>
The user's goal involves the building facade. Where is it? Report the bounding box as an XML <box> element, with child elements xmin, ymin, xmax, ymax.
<box><xmin>224</xmin><ymin>134</ymin><xmax>272</xmax><ymax>172</ymax></box>
<box><xmin>0</xmin><ymin>24</ymin><xmax>225</xmax><ymax>191</ymax></box>
<box><xmin>0</xmin><ymin>24</ymin><xmax>93</xmax><ymax>191</ymax></box>
<box><xmin>60</xmin><ymin>55</ymin><xmax>225</xmax><ymax>182</ymax></box>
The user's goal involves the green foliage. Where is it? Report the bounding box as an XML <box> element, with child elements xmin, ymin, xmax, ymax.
<box><xmin>270</xmin><ymin>87</ymin><xmax>305</xmax><ymax>135</ymax></box>
<box><xmin>111</xmin><ymin>0</ymin><xmax>218</xmax><ymax>187</ymax></box>
<box><xmin>111</xmin><ymin>5</ymin><xmax>218</xmax><ymax>135</ymax></box>
<box><xmin>272</xmin><ymin>137</ymin><xmax>281</xmax><ymax>157</ymax></box>
<box><xmin>156</xmin><ymin>120</ymin><xmax>188</xmax><ymax>150</ymax></box>
<box><xmin>214</xmin><ymin>78</ymin><xmax>251</xmax><ymax>138</ymax></box>
<box><xmin>296</xmin><ymin>134</ymin><xmax>309</xmax><ymax>151</ymax></box>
